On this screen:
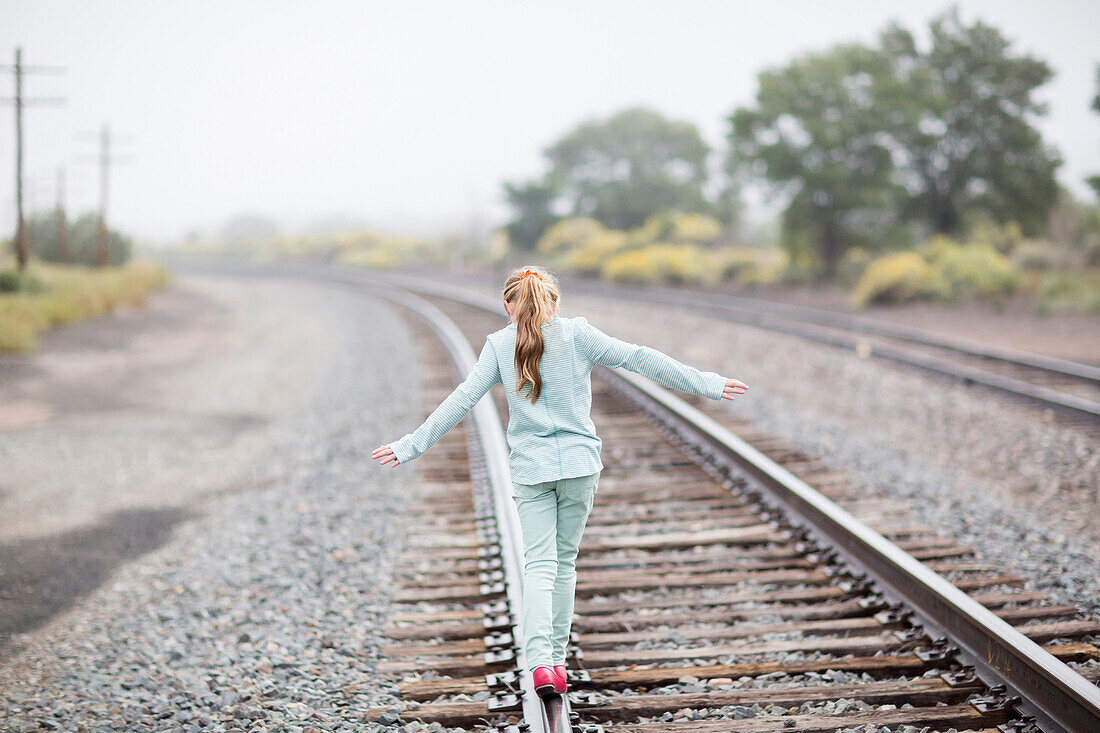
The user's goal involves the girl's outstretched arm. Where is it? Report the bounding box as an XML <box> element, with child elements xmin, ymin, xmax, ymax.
<box><xmin>576</xmin><ymin>317</ymin><xmax>748</xmax><ymax>401</ymax></box>
<box><xmin>372</xmin><ymin>338</ymin><xmax>502</xmax><ymax>468</ymax></box>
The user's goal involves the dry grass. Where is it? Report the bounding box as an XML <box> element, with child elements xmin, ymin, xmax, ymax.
<box><xmin>0</xmin><ymin>261</ymin><xmax>170</xmax><ymax>352</ymax></box>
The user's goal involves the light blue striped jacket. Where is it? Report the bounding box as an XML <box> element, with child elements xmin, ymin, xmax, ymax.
<box><xmin>390</xmin><ymin>315</ymin><xmax>727</xmax><ymax>484</ymax></box>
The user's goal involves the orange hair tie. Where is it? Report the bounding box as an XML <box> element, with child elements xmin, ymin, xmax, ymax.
<box><xmin>520</xmin><ymin>269</ymin><xmax>543</xmax><ymax>282</ymax></box>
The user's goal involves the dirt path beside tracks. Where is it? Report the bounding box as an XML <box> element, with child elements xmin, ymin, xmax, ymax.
<box><xmin>0</xmin><ymin>276</ymin><xmax>337</xmax><ymax>542</ymax></box>
<box><xmin>0</xmin><ymin>274</ymin><xmax>407</xmax><ymax>653</ymax></box>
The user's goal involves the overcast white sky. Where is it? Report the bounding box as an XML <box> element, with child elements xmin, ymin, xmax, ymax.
<box><xmin>1</xmin><ymin>1</ymin><xmax>1098</xmax><ymax>243</ymax></box>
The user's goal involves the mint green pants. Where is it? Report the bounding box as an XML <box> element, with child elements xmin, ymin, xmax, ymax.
<box><xmin>510</xmin><ymin>471</ymin><xmax>599</xmax><ymax>670</ymax></box>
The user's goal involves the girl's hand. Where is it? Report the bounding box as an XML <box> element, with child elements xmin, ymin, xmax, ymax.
<box><xmin>721</xmin><ymin>378</ymin><xmax>749</xmax><ymax>401</ymax></box>
<box><xmin>372</xmin><ymin>445</ymin><xmax>400</xmax><ymax>468</ymax></box>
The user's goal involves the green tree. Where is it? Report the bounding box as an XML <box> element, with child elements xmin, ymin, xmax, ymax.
<box><xmin>26</xmin><ymin>211</ymin><xmax>131</xmax><ymax>266</ymax></box>
<box><xmin>880</xmin><ymin>8</ymin><xmax>1061</xmax><ymax>235</ymax></box>
<box><xmin>727</xmin><ymin>44</ymin><xmax>900</xmax><ymax>278</ymax></box>
<box><xmin>502</xmin><ymin>179</ymin><xmax>560</xmax><ymax>252</ymax></box>
<box><xmin>546</xmin><ymin>107</ymin><xmax>712</xmax><ymax>230</ymax></box>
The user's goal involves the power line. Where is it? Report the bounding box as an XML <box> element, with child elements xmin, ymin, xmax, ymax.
<box><xmin>1</xmin><ymin>47</ymin><xmax>66</xmax><ymax>271</ymax></box>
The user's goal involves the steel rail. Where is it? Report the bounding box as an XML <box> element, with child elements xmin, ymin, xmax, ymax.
<box><xmin>170</xmin><ymin>262</ymin><xmax>1100</xmax><ymax>730</ymax></box>
<box><xmin>303</xmin><ymin>272</ymin><xmax>573</xmax><ymax>731</ymax></box>
<box><xmin>389</xmin><ymin>272</ymin><xmax>1100</xmax><ymax>422</ymax></box>
<box><xmin>604</xmin><ymin>368</ymin><xmax>1100</xmax><ymax>733</ymax></box>
<box><xmin>557</xmin><ymin>282</ymin><xmax>1100</xmax><ymax>421</ymax></box>
<box><xmin>360</xmin><ymin>283</ymin><xmax>550</xmax><ymax>731</ymax></box>
<box><xmin>198</xmin><ymin>264</ymin><xmax>550</xmax><ymax>731</ymax></box>
<box><xmin>173</xmin><ymin>261</ymin><xmax>567</xmax><ymax>730</ymax></box>
<box><xmin>369</xmin><ymin>268</ymin><xmax>1100</xmax><ymax>733</ymax></box>
<box><xmin>563</xmin><ymin>280</ymin><xmax>1100</xmax><ymax>384</ymax></box>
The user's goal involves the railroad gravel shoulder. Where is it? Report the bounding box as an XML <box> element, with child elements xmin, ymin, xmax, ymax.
<box><xmin>0</xmin><ymin>278</ymin><xmax>432</xmax><ymax>732</ymax></box>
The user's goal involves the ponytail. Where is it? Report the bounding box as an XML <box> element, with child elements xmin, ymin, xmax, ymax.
<box><xmin>502</xmin><ymin>266</ymin><xmax>560</xmax><ymax>404</ymax></box>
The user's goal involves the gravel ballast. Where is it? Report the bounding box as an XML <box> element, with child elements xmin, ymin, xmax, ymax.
<box><xmin>4</xmin><ymin>270</ymin><xmax>1096</xmax><ymax>731</ymax></box>
<box><xmin>0</xmin><ymin>275</ymin><xmax>431</xmax><ymax>731</ymax></box>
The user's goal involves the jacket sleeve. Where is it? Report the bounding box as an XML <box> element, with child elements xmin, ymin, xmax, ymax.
<box><xmin>576</xmin><ymin>316</ymin><xmax>726</xmax><ymax>400</ymax></box>
<box><xmin>389</xmin><ymin>337</ymin><xmax>503</xmax><ymax>465</ymax></box>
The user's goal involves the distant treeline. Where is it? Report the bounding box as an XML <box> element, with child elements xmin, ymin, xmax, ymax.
<box><xmin>20</xmin><ymin>211</ymin><xmax>132</xmax><ymax>267</ymax></box>
<box><xmin>175</xmin><ymin>214</ymin><xmax>457</xmax><ymax>269</ymax></box>
<box><xmin>503</xmin><ymin>8</ymin><xmax>1100</xmax><ymax>282</ymax></box>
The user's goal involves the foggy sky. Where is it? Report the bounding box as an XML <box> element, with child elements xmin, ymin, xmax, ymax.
<box><xmin>1</xmin><ymin>1</ymin><xmax>1098</xmax><ymax>243</ymax></box>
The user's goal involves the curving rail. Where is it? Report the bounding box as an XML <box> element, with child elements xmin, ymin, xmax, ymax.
<box><xmin>173</xmin><ymin>261</ymin><xmax>1100</xmax><ymax>732</ymax></box>
<box><xmin>337</xmin><ymin>280</ymin><xmax>553</xmax><ymax>732</ymax></box>
<box><xmin>373</xmin><ymin>268</ymin><xmax>1100</xmax><ymax>733</ymax></box>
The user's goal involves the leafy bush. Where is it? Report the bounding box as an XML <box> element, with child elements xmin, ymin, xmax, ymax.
<box><xmin>335</xmin><ymin>234</ymin><xmax>447</xmax><ymax>270</ymax></box>
<box><xmin>0</xmin><ymin>270</ymin><xmax>22</xmax><ymax>293</ymax></box>
<box><xmin>647</xmin><ymin>245</ymin><xmax>712</xmax><ymax>285</ymax></box>
<box><xmin>836</xmin><ymin>247</ymin><xmax>874</xmax><ymax>288</ymax></box>
<box><xmin>629</xmin><ymin>212</ymin><xmax>724</xmax><ymax>248</ymax></box>
<box><xmin>668</xmin><ymin>213</ymin><xmax>723</xmax><ymax>245</ymax></box>
<box><xmin>339</xmin><ymin>248</ymin><xmax>400</xmax><ymax>269</ymax></box>
<box><xmin>536</xmin><ymin>218</ymin><xmax>608</xmax><ymax>255</ymax></box>
<box><xmin>713</xmin><ymin>247</ymin><xmax>787</xmax><ymax>286</ymax></box>
<box><xmin>935</xmin><ymin>243</ymin><xmax>1019</xmax><ymax>299</ymax></box>
<box><xmin>852</xmin><ymin>239</ymin><xmax>1020</xmax><ymax>306</ymax></box>
<box><xmin>1010</xmin><ymin>240</ymin><xmax>1067</xmax><ymax>272</ymax></box>
<box><xmin>851</xmin><ymin>252</ymin><xmax>935</xmax><ymax>305</ymax></box>
<box><xmin>780</xmin><ymin>256</ymin><xmax>820</xmax><ymax>286</ymax></box>
<box><xmin>563</xmin><ymin>231</ymin><xmax>628</xmax><ymax>276</ymax></box>
<box><xmin>1034</xmin><ymin>270</ymin><xmax>1100</xmax><ymax>314</ymax></box>
<box><xmin>602</xmin><ymin>244</ymin><xmax>713</xmax><ymax>285</ymax></box>
<box><xmin>916</xmin><ymin>234</ymin><xmax>960</xmax><ymax>264</ymax></box>
<box><xmin>716</xmin><ymin>248</ymin><xmax>762</xmax><ymax>281</ymax></box>
<box><xmin>601</xmin><ymin>249</ymin><xmax>659</xmax><ymax>284</ymax></box>
<box><xmin>23</xmin><ymin>211</ymin><xmax>133</xmax><ymax>266</ymax></box>
<box><xmin>967</xmin><ymin>220</ymin><xmax>1023</xmax><ymax>254</ymax></box>
<box><xmin>739</xmin><ymin>253</ymin><xmax>788</xmax><ymax>286</ymax></box>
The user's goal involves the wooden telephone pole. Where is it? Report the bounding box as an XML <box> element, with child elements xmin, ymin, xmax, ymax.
<box><xmin>76</xmin><ymin>124</ymin><xmax>131</xmax><ymax>267</ymax></box>
<box><xmin>1</xmin><ymin>47</ymin><xmax>64</xmax><ymax>271</ymax></box>
<box><xmin>55</xmin><ymin>166</ymin><xmax>68</xmax><ymax>263</ymax></box>
<box><xmin>97</xmin><ymin>125</ymin><xmax>110</xmax><ymax>266</ymax></box>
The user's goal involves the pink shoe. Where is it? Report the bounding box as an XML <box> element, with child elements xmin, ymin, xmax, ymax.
<box><xmin>553</xmin><ymin>665</ymin><xmax>569</xmax><ymax>692</ymax></box>
<box><xmin>532</xmin><ymin>666</ymin><xmax>566</xmax><ymax>697</ymax></box>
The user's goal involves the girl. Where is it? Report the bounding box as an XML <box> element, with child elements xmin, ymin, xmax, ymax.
<box><xmin>372</xmin><ymin>265</ymin><xmax>748</xmax><ymax>697</ymax></box>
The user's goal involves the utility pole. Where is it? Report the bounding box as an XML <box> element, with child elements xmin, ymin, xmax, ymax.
<box><xmin>97</xmin><ymin>125</ymin><xmax>109</xmax><ymax>266</ymax></box>
<box><xmin>14</xmin><ymin>48</ymin><xmax>23</xmax><ymax>269</ymax></box>
<box><xmin>1</xmin><ymin>48</ymin><xmax>65</xmax><ymax>271</ymax></box>
<box><xmin>76</xmin><ymin>124</ymin><xmax>131</xmax><ymax>267</ymax></box>
<box><xmin>55</xmin><ymin>166</ymin><xmax>67</xmax><ymax>263</ymax></box>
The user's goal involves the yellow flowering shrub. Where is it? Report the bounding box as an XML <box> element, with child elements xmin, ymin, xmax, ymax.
<box><xmin>602</xmin><ymin>244</ymin><xmax>713</xmax><ymax>285</ymax></box>
<box><xmin>936</xmin><ymin>243</ymin><xmax>1020</xmax><ymax>299</ymax></box>
<box><xmin>852</xmin><ymin>240</ymin><xmax>1019</xmax><ymax>306</ymax></box>
<box><xmin>536</xmin><ymin>218</ymin><xmax>608</xmax><ymax>256</ymax></box>
<box><xmin>851</xmin><ymin>252</ymin><xmax>940</xmax><ymax>306</ymax></box>
<box><xmin>563</xmin><ymin>231</ymin><xmax>629</xmax><ymax>276</ymax></box>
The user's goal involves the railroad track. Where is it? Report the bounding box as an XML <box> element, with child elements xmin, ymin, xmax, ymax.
<box><xmin>396</xmin><ymin>273</ymin><xmax>1100</xmax><ymax>428</ymax></box>
<box><xmin>180</xmin><ymin>263</ymin><xmax>1100</xmax><ymax>732</ymax></box>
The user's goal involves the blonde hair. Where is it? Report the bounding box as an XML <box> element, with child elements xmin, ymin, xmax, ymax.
<box><xmin>502</xmin><ymin>265</ymin><xmax>560</xmax><ymax>404</ymax></box>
